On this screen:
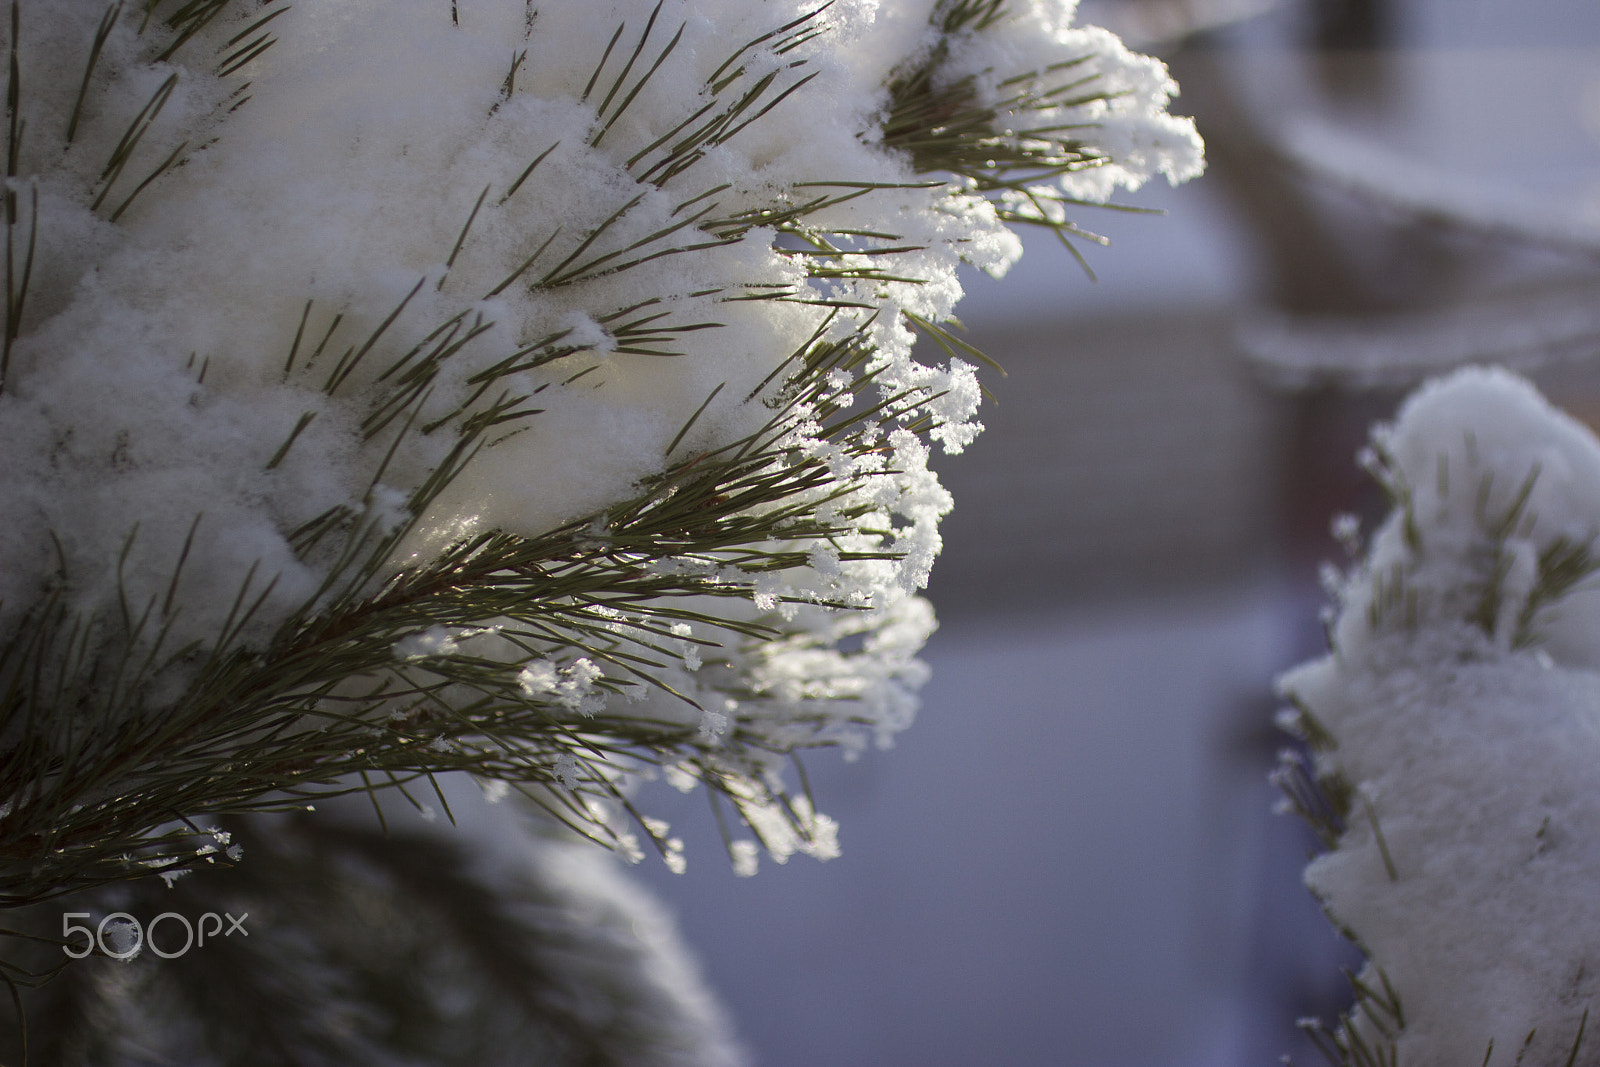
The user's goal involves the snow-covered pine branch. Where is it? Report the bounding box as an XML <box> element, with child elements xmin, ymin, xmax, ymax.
<box><xmin>1240</xmin><ymin>282</ymin><xmax>1600</xmax><ymax>390</ymax></box>
<box><xmin>0</xmin><ymin>0</ymin><xmax>1200</xmax><ymax>904</ymax></box>
<box><xmin>1277</xmin><ymin>117</ymin><xmax>1600</xmax><ymax>265</ymax></box>
<box><xmin>1279</xmin><ymin>367</ymin><xmax>1600</xmax><ymax>1066</ymax></box>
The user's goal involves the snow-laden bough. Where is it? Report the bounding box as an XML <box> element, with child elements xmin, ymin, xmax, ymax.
<box><xmin>0</xmin><ymin>0</ymin><xmax>1201</xmax><ymax>896</ymax></box>
<box><xmin>1280</xmin><ymin>367</ymin><xmax>1600</xmax><ymax>1066</ymax></box>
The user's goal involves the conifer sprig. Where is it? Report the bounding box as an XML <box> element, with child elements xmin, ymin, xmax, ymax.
<box><xmin>0</xmin><ymin>321</ymin><xmax>898</xmax><ymax>904</ymax></box>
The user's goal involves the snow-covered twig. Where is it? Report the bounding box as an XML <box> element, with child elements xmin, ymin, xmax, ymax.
<box><xmin>1279</xmin><ymin>117</ymin><xmax>1600</xmax><ymax>263</ymax></box>
<box><xmin>1078</xmin><ymin>0</ymin><xmax>1279</xmax><ymax>49</ymax></box>
<box><xmin>1240</xmin><ymin>282</ymin><xmax>1600</xmax><ymax>389</ymax></box>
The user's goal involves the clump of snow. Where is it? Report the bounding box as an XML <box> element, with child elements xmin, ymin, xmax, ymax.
<box><xmin>1280</xmin><ymin>366</ymin><xmax>1600</xmax><ymax>1064</ymax></box>
<box><xmin>942</xmin><ymin>15</ymin><xmax>1204</xmax><ymax>206</ymax></box>
<box><xmin>392</xmin><ymin>626</ymin><xmax>463</xmax><ymax>660</ymax></box>
<box><xmin>518</xmin><ymin>657</ymin><xmax>605</xmax><ymax>716</ymax></box>
<box><xmin>728</xmin><ymin>839</ymin><xmax>761</xmax><ymax>878</ymax></box>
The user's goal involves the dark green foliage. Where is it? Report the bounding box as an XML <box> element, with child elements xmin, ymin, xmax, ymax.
<box><xmin>0</xmin><ymin>816</ymin><xmax>728</xmax><ymax>1065</ymax></box>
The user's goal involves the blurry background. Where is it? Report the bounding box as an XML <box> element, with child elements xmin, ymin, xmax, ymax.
<box><xmin>635</xmin><ymin>1</ymin><xmax>1600</xmax><ymax>1063</ymax></box>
